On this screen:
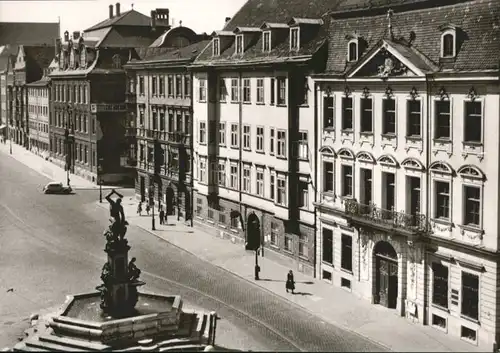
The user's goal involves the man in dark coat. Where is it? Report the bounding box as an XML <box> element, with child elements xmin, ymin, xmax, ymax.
<box><xmin>286</xmin><ymin>270</ymin><xmax>295</xmax><ymax>294</ymax></box>
<box><xmin>159</xmin><ymin>205</ymin><xmax>165</xmax><ymax>225</ymax></box>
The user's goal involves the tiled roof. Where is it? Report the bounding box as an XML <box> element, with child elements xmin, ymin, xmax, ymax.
<box><xmin>0</xmin><ymin>45</ymin><xmax>19</xmax><ymax>72</ymax></box>
<box><xmin>136</xmin><ymin>40</ymin><xmax>212</xmax><ymax>64</ymax></box>
<box><xmin>194</xmin><ymin>0</ymin><xmax>344</xmax><ymax>66</ymax></box>
<box><xmin>332</xmin><ymin>0</ymin><xmax>450</xmax><ymax>14</ymax></box>
<box><xmin>325</xmin><ymin>0</ymin><xmax>500</xmax><ymax>74</ymax></box>
<box><xmin>0</xmin><ymin>22</ymin><xmax>59</xmax><ymax>46</ymax></box>
<box><xmin>223</xmin><ymin>0</ymin><xmax>343</xmax><ymax>31</ymax></box>
<box><xmin>84</xmin><ymin>10</ymin><xmax>152</xmax><ymax>32</ymax></box>
<box><xmin>26</xmin><ymin>76</ymin><xmax>50</xmax><ymax>86</ymax></box>
<box><xmin>97</xmin><ymin>27</ymin><xmax>159</xmax><ymax>48</ymax></box>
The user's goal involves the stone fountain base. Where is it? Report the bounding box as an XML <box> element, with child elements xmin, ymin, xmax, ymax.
<box><xmin>13</xmin><ymin>292</ymin><xmax>217</xmax><ymax>352</ymax></box>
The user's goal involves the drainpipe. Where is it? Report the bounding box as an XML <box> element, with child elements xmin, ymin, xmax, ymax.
<box><xmin>190</xmin><ymin>69</ymin><xmax>194</xmax><ymax>227</ymax></box>
<box><xmin>313</xmin><ymin>79</ymin><xmax>319</xmax><ymax>279</ymax></box>
<box><xmin>424</xmin><ymin>73</ymin><xmax>432</xmax><ymax>325</ymax></box>
<box><xmin>238</xmin><ymin>71</ymin><xmax>243</xmax><ymax>239</ymax></box>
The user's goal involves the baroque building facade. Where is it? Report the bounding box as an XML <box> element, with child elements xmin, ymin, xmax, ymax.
<box><xmin>190</xmin><ymin>0</ymin><xmax>346</xmax><ymax>276</ymax></box>
<box><xmin>313</xmin><ymin>0</ymin><xmax>500</xmax><ymax>349</ymax></box>
<box><xmin>27</xmin><ymin>75</ymin><xmax>51</xmax><ymax>157</ymax></box>
<box><xmin>49</xmin><ymin>3</ymin><xmax>171</xmax><ymax>185</ymax></box>
<box><xmin>125</xmin><ymin>28</ymin><xmax>210</xmax><ymax>220</ymax></box>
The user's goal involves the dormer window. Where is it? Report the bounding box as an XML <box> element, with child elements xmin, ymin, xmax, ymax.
<box><xmin>290</xmin><ymin>27</ymin><xmax>299</xmax><ymax>50</ymax></box>
<box><xmin>348</xmin><ymin>39</ymin><xmax>358</xmax><ymax>62</ymax></box>
<box><xmin>236</xmin><ymin>35</ymin><xmax>244</xmax><ymax>54</ymax></box>
<box><xmin>442</xmin><ymin>32</ymin><xmax>455</xmax><ymax>58</ymax></box>
<box><xmin>263</xmin><ymin>31</ymin><xmax>271</xmax><ymax>52</ymax></box>
<box><xmin>213</xmin><ymin>38</ymin><xmax>220</xmax><ymax>56</ymax></box>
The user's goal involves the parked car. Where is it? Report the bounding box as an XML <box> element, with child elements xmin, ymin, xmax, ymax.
<box><xmin>43</xmin><ymin>182</ymin><xmax>72</xmax><ymax>194</ymax></box>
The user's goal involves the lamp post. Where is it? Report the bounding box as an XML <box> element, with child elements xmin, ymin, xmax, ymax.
<box><xmin>151</xmin><ymin>181</ymin><xmax>156</xmax><ymax>231</ymax></box>
<box><xmin>98</xmin><ymin>165</ymin><xmax>103</xmax><ymax>203</ymax></box>
<box><xmin>255</xmin><ymin>248</ymin><xmax>260</xmax><ymax>280</ymax></box>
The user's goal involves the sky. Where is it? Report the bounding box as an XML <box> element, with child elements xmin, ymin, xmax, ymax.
<box><xmin>0</xmin><ymin>0</ymin><xmax>246</xmax><ymax>35</ymax></box>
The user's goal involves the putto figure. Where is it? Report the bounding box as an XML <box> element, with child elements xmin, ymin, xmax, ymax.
<box><xmin>106</xmin><ymin>189</ymin><xmax>126</xmax><ymax>226</ymax></box>
<box><xmin>128</xmin><ymin>257</ymin><xmax>141</xmax><ymax>281</ymax></box>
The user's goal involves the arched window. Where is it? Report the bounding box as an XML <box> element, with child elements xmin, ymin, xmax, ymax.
<box><xmin>429</xmin><ymin>161</ymin><xmax>454</xmax><ymax>175</ymax></box>
<box><xmin>348</xmin><ymin>40</ymin><xmax>358</xmax><ymax>62</ymax></box>
<box><xmin>338</xmin><ymin>147</ymin><xmax>354</xmax><ymax>160</ymax></box>
<box><xmin>401</xmin><ymin>158</ymin><xmax>424</xmax><ymax>171</ymax></box>
<box><xmin>442</xmin><ymin>32</ymin><xmax>455</xmax><ymax>58</ymax></box>
<box><xmin>356</xmin><ymin>151</ymin><xmax>375</xmax><ymax>163</ymax></box>
<box><xmin>457</xmin><ymin>165</ymin><xmax>485</xmax><ymax>181</ymax></box>
<box><xmin>377</xmin><ymin>154</ymin><xmax>398</xmax><ymax>167</ymax></box>
<box><xmin>319</xmin><ymin>145</ymin><xmax>336</xmax><ymax>157</ymax></box>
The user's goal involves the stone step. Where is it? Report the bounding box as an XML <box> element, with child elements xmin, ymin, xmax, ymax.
<box><xmin>40</xmin><ymin>334</ymin><xmax>110</xmax><ymax>351</ymax></box>
<box><xmin>24</xmin><ymin>337</ymin><xmax>82</xmax><ymax>352</ymax></box>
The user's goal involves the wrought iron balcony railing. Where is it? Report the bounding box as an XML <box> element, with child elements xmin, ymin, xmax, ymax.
<box><xmin>344</xmin><ymin>199</ymin><xmax>427</xmax><ymax>234</ymax></box>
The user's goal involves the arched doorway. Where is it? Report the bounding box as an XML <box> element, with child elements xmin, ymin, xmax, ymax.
<box><xmin>165</xmin><ymin>186</ymin><xmax>175</xmax><ymax>215</ymax></box>
<box><xmin>374</xmin><ymin>241</ymin><xmax>398</xmax><ymax>309</ymax></box>
<box><xmin>246</xmin><ymin>213</ymin><xmax>261</xmax><ymax>251</ymax></box>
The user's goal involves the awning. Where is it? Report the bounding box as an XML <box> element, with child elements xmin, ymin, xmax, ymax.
<box><xmin>0</xmin><ymin>125</ymin><xmax>6</xmax><ymax>130</ymax></box>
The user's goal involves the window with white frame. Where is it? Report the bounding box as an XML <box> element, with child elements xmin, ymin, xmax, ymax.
<box><xmin>323</xmin><ymin>161</ymin><xmax>334</xmax><ymax>192</ymax></box>
<box><xmin>277</xmin><ymin>130</ymin><xmax>286</xmax><ymax>157</ymax></box>
<box><xmin>209</xmin><ymin>160</ymin><xmax>217</xmax><ymax>185</ymax></box>
<box><xmin>270</xmin><ymin>78</ymin><xmax>275</xmax><ymax>104</ymax></box>
<box><xmin>263</xmin><ymin>31</ymin><xmax>271</xmax><ymax>52</ymax></box>
<box><xmin>461</xmin><ymin>271</ymin><xmax>479</xmax><ymax>320</ymax></box>
<box><xmin>236</xmin><ymin>35</ymin><xmax>244</xmax><ymax>54</ymax></box>
<box><xmin>298</xmin><ymin>131</ymin><xmax>308</xmax><ymax>160</ymax></box>
<box><xmin>348</xmin><ymin>40</ymin><xmax>358</xmax><ymax>62</ymax></box>
<box><xmin>322</xmin><ymin>228</ymin><xmax>333</xmax><ymax>264</ymax></box>
<box><xmin>139</xmin><ymin>77</ymin><xmax>144</xmax><ymax>94</ymax></box>
<box><xmin>435</xmin><ymin>181</ymin><xmax>450</xmax><ymax>219</ymax></box>
<box><xmin>243</xmin><ymin>78</ymin><xmax>251</xmax><ymax>102</ymax></box>
<box><xmin>218</xmin><ymin>122</ymin><xmax>226</xmax><ymax>146</ymax></box>
<box><xmin>256</xmin><ymin>126</ymin><xmax>264</xmax><ymax>152</ymax></box>
<box><xmin>464</xmin><ymin>101</ymin><xmax>482</xmax><ymax>143</ymax></box>
<box><xmin>341</xmin><ymin>234</ymin><xmax>352</xmax><ymax>271</ymax></box>
<box><xmin>166</xmin><ymin>75</ymin><xmax>173</xmax><ymax>96</ymax></box>
<box><xmin>199</xmin><ymin>158</ymin><xmax>206</xmax><ymax>183</ymax></box>
<box><xmin>298</xmin><ymin>233</ymin><xmax>308</xmax><ymax>258</ymax></box>
<box><xmin>243</xmin><ymin>125</ymin><xmax>251</xmax><ymax>150</ymax></box>
<box><xmin>213</xmin><ymin>38</ymin><xmax>220</xmax><ymax>56</ymax></box>
<box><xmin>324</xmin><ymin>96</ymin><xmax>334</xmax><ymax>129</ymax></box>
<box><xmin>270</xmin><ymin>172</ymin><xmax>275</xmax><ymax>200</ymax></box>
<box><xmin>231</xmin><ymin>123</ymin><xmax>238</xmax><ymax>147</ymax></box>
<box><xmin>243</xmin><ymin>165</ymin><xmax>251</xmax><ymax>192</ymax></box>
<box><xmin>269</xmin><ymin>128</ymin><xmax>275</xmax><ymax>155</ymax></box>
<box><xmin>382</xmin><ymin>98</ymin><xmax>396</xmax><ymax>135</ymax></box>
<box><xmin>342</xmin><ymin>96</ymin><xmax>353</xmax><ymax>130</ymax></box>
<box><xmin>270</xmin><ymin>222</ymin><xmax>278</xmax><ymax>245</ymax></box>
<box><xmin>301</xmin><ymin>76</ymin><xmax>309</xmax><ymax>105</ymax></box>
<box><xmin>199</xmin><ymin>121</ymin><xmax>206</xmax><ymax>144</ymax></box>
<box><xmin>441</xmin><ymin>32</ymin><xmax>455</xmax><ymax>58</ymax></box>
<box><xmin>231</xmin><ymin>78</ymin><xmax>239</xmax><ymax>102</ymax></box>
<box><xmin>277</xmin><ymin>174</ymin><xmax>286</xmax><ymax>205</ymax></box>
<box><xmin>284</xmin><ymin>235</ymin><xmax>293</xmax><ymax>252</ymax></box>
<box><xmin>198</xmin><ymin>79</ymin><xmax>207</xmax><ymax>102</ymax></box>
<box><xmin>152</xmin><ymin>77</ymin><xmax>157</xmax><ymax>95</ymax></box>
<box><xmin>218</xmin><ymin>160</ymin><xmax>226</xmax><ymax>186</ymax></box>
<box><xmin>256</xmin><ymin>79</ymin><xmax>264</xmax><ymax>103</ymax></box>
<box><xmin>290</xmin><ymin>28</ymin><xmax>299</xmax><ymax>50</ymax></box>
<box><xmin>435</xmin><ymin>100</ymin><xmax>451</xmax><ymax>139</ymax></box>
<box><xmin>219</xmin><ymin>78</ymin><xmax>227</xmax><ymax>102</ymax></box>
<box><xmin>341</xmin><ymin>165</ymin><xmax>353</xmax><ymax>197</ymax></box>
<box><xmin>277</xmin><ymin>77</ymin><xmax>286</xmax><ymax>105</ymax></box>
<box><xmin>175</xmin><ymin>75</ymin><xmax>182</xmax><ymax>97</ymax></box>
<box><xmin>360</xmin><ymin>97</ymin><xmax>373</xmax><ymax>132</ymax></box>
<box><xmin>230</xmin><ymin>164</ymin><xmax>238</xmax><ymax>189</ymax></box>
<box><xmin>256</xmin><ymin>168</ymin><xmax>264</xmax><ymax>197</ymax></box>
<box><xmin>463</xmin><ymin>185</ymin><xmax>481</xmax><ymax>227</ymax></box>
<box><xmin>298</xmin><ymin>180</ymin><xmax>309</xmax><ymax>209</ymax></box>
<box><xmin>432</xmin><ymin>262</ymin><xmax>449</xmax><ymax>309</ymax></box>
<box><xmin>407</xmin><ymin>100</ymin><xmax>421</xmax><ymax>137</ymax></box>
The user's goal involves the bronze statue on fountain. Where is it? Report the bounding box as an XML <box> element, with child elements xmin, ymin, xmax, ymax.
<box><xmin>96</xmin><ymin>189</ymin><xmax>145</xmax><ymax>315</ymax></box>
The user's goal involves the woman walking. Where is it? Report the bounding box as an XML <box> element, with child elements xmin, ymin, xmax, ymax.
<box><xmin>286</xmin><ymin>270</ymin><xmax>295</xmax><ymax>294</ymax></box>
<box><xmin>137</xmin><ymin>202</ymin><xmax>142</xmax><ymax>216</ymax></box>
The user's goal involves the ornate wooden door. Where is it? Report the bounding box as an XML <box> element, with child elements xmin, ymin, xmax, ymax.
<box><xmin>388</xmin><ymin>261</ymin><xmax>398</xmax><ymax>309</ymax></box>
<box><xmin>377</xmin><ymin>257</ymin><xmax>390</xmax><ymax>307</ymax></box>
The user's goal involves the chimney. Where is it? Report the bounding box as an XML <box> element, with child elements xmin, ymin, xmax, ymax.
<box><xmin>109</xmin><ymin>4</ymin><xmax>114</xmax><ymax>19</ymax></box>
<box><xmin>73</xmin><ymin>31</ymin><xmax>80</xmax><ymax>40</ymax></box>
<box><xmin>64</xmin><ymin>30</ymin><xmax>69</xmax><ymax>42</ymax></box>
<box><xmin>150</xmin><ymin>10</ymin><xmax>157</xmax><ymax>30</ymax></box>
<box><xmin>116</xmin><ymin>2</ymin><xmax>121</xmax><ymax>16</ymax></box>
<box><xmin>225</xmin><ymin>17</ymin><xmax>231</xmax><ymax>24</ymax></box>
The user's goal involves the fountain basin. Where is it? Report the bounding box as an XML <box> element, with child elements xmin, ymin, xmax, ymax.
<box><xmin>49</xmin><ymin>292</ymin><xmax>183</xmax><ymax>345</ymax></box>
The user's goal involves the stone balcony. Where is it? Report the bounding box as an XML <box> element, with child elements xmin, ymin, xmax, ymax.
<box><xmin>343</xmin><ymin>199</ymin><xmax>428</xmax><ymax>240</ymax></box>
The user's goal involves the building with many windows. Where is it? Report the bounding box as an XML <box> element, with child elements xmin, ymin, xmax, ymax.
<box><xmin>124</xmin><ymin>28</ymin><xmax>210</xmax><ymax>220</ymax></box>
<box><xmin>190</xmin><ymin>0</ymin><xmax>345</xmax><ymax>275</ymax></box>
<box><xmin>313</xmin><ymin>0</ymin><xmax>500</xmax><ymax>348</ymax></box>
<box><xmin>49</xmin><ymin>3</ymin><xmax>171</xmax><ymax>185</ymax></box>
<box><xmin>27</xmin><ymin>73</ymin><xmax>51</xmax><ymax>157</ymax></box>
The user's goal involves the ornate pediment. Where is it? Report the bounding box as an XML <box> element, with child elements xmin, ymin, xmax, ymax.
<box><xmin>352</xmin><ymin>46</ymin><xmax>416</xmax><ymax>78</ymax></box>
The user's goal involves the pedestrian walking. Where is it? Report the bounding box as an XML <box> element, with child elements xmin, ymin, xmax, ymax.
<box><xmin>163</xmin><ymin>209</ymin><xmax>168</xmax><ymax>224</ymax></box>
<box><xmin>145</xmin><ymin>203</ymin><xmax>150</xmax><ymax>216</ymax></box>
<box><xmin>286</xmin><ymin>270</ymin><xmax>295</xmax><ymax>294</ymax></box>
<box><xmin>159</xmin><ymin>205</ymin><xmax>165</xmax><ymax>225</ymax></box>
<box><xmin>137</xmin><ymin>202</ymin><xmax>142</xmax><ymax>216</ymax></box>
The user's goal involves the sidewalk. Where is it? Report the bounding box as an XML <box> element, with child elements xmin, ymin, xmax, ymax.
<box><xmin>104</xmin><ymin>200</ymin><xmax>484</xmax><ymax>353</ymax></box>
<box><xmin>0</xmin><ymin>139</ymin><xmax>116</xmax><ymax>190</ymax></box>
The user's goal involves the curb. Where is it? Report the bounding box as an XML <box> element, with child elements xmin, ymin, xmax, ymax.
<box><xmin>99</xmin><ymin>201</ymin><xmax>392</xmax><ymax>352</ymax></box>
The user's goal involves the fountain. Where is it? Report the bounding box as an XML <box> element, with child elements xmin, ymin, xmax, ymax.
<box><xmin>13</xmin><ymin>190</ymin><xmax>218</xmax><ymax>352</ymax></box>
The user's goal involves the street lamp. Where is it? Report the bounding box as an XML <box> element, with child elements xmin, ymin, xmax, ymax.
<box><xmin>64</xmin><ymin>124</ymin><xmax>74</xmax><ymax>187</ymax></box>
<box><xmin>151</xmin><ymin>181</ymin><xmax>156</xmax><ymax>231</ymax></box>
